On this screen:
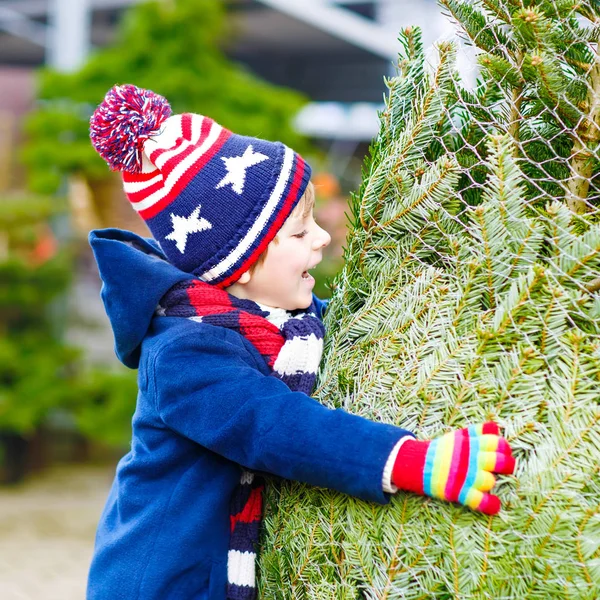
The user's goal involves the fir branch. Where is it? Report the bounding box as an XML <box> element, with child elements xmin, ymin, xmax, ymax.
<box><xmin>505</xmin><ymin>223</ymin><xmax>545</xmax><ymax>281</ymax></box>
<box><xmin>473</xmin><ymin>205</ymin><xmax>498</xmax><ymax>308</ymax></box>
<box><xmin>381</xmin><ymin>28</ymin><xmax>426</xmax><ymax>146</ymax></box>
<box><xmin>480</xmin><ymin>0</ymin><xmax>513</xmax><ymax>23</ymax></box>
<box><xmin>513</xmin><ymin>6</ymin><xmax>555</xmax><ymax>50</ymax></box>
<box><xmin>479</xmin><ymin>53</ymin><xmax>524</xmax><ymax>89</ymax></box>
<box><xmin>508</xmin><ymin>49</ymin><xmax>525</xmax><ymax>146</ymax></box>
<box><xmin>565</xmin><ymin>333</ymin><xmax>582</xmax><ymax>421</ymax></box>
<box><xmin>564</xmin><ymin>54</ymin><xmax>593</xmax><ymax>72</ymax></box>
<box><xmin>547</xmin><ymin>411</ymin><xmax>600</xmax><ymax>481</ymax></box>
<box><xmin>359</xmin><ymin>42</ymin><xmax>456</xmax><ymax>233</ymax></box>
<box><xmin>567</xmin><ymin>39</ymin><xmax>600</xmax><ymax>213</ymax></box>
<box><xmin>577</xmin><ymin>1</ymin><xmax>600</xmax><ymax>22</ymax></box>
<box><xmin>539</xmin><ymin>290</ymin><xmax>561</xmax><ymax>356</ymax></box>
<box><xmin>440</xmin><ymin>0</ymin><xmax>512</xmax><ymax>56</ymax></box>
<box><xmin>491</xmin><ymin>266</ymin><xmax>545</xmax><ymax>335</ymax></box>
<box><xmin>576</xmin><ymin>501</ymin><xmax>600</xmax><ymax>586</ymax></box>
<box><xmin>452</xmin><ymin>261</ymin><xmax>483</xmax><ymax>330</ymax></box>
<box><xmin>373</xmin><ymin>158</ymin><xmax>458</xmax><ymax>233</ymax></box>
<box><xmin>379</xmin><ymin>498</ymin><xmax>410</xmax><ymax>600</ymax></box>
<box><xmin>414</xmin><ymin>334</ymin><xmax>471</xmax><ymax>401</ymax></box>
<box><xmin>522</xmin><ymin>470</ymin><xmax>576</xmax><ymax>536</ymax></box>
<box><xmin>289</xmin><ymin>521</ymin><xmax>318</xmax><ymax>589</ymax></box>
<box><xmin>474</xmin><ymin>514</ymin><xmax>494</xmax><ymax>596</ymax></box>
<box><xmin>448</xmin><ymin>519</ymin><xmax>460</xmax><ymax>596</ymax></box>
<box><xmin>389</xmin><ymin>519</ymin><xmax>437</xmax><ymax>577</ymax></box>
<box><xmin>493</xmin><ymin>347</ymin><xmax>535</xmax><ymax>414</ymax></box>
<box><xmin>561</xmin><ymin>226</ymin><xmax>600</xmax><ymax>279</ymax></box>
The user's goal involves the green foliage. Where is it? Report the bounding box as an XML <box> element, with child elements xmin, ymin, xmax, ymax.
<box><xmin>0</xmin><ymin>193</ymin><xmax>135</xmax><ymax>447</ymax></box>
<box><xmin>259</xmin><ymin>22</ymin><xmax>600</xmax><ymax>599</ymax></box>
<box><xmin>440</xmin><ymin>0</ymin><xmax>600</xmax><ymax>212</ymax></box>
<box><xmin>0</xmin><ymin>193</ymin><xmax>63</xmax><ymax>228</ymax></box>
<box><xmin>0</xmin><ymin>334</ymin><xmax>80</xmax><ymax>434</ymax></box>
<box><xmin>0</xmin><ymin>254</ymin><xmax>71</xmax><ymax>330</ymax></box>
<box><xmin>0</xmin><ymin>192</ymin><xmax>78</xmax><ymax>435</ymax></box>
<box><xmin>69</xmin><ymin>368</ymin><xmax>138</xmax><ymax>447</ymax></box>
<box><xmin>22</xmin><ymin>0</ymin><xmax>311</xmax><ymax>194</ymax></box>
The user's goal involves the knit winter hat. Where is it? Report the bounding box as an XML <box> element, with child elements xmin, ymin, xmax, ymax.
<box><xmin>89</xmin><ymin>84</ymin><xmax>311</xmax><ymax>287</ymax></box>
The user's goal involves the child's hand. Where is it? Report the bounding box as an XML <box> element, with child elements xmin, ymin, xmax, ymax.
<box><xmin>391</xmin><ymin>422</ymin><xmax>515</xmax><ymax>515</ymax></box>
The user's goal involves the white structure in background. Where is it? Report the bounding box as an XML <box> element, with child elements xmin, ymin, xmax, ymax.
<box><xmin>47</xmin><ymin>0</ymin><xmax>91</xmax><ymax>72</ymax></box>
<box><xmin>256</xmin><ymin>0</ymin><xmax>401</xmax><ymax>61</ymax></box>
<box><xmin>256</xmin><ymin>0</ymin><xmax>402</xmax><ymax>141</ymax></box>
<box><xmin>0</xmin><ymin>3</ymin><xmax>46</xmax><ymax>47</ymax></box>
<box><xmin>0</xmin><ymin>0</ymin><xmax>92</xmax><ymax>71</ymax></box>
<box><xmin>373</xmin><ymin>0</ymin><xmax>479</xmax><ymax>89</ymax></box>
<box><xmin>294</xmin><ymin>101</ymin><xmax>383</xmax><ymax>141</ymax></box>
<box><xmin>275</xmin><ymin>0</ymin><xmax>477</xmax><ymax>141</ymax></box>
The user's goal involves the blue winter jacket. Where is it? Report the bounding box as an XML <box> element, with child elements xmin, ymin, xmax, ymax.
<box><xmin>86</xmin><ymin>228</ymin><xmax>412</xmax><ymax>600</ymax></box>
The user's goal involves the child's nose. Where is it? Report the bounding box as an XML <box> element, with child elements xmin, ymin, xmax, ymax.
<box><xmin>312</xmin><ymin>225</ymin><xmax>331</xmax><ymax>250</ymax></box>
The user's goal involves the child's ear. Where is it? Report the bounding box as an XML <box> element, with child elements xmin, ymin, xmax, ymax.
<box><xmin>237</xmin><ymin>271</ymin><xmax>251</xmax><ymax>284</ymax></box>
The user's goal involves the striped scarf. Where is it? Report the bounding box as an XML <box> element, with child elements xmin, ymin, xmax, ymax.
<box><xmin>157</xmin><ymin>279</ymin><xmax>325</xmax><ymax>599</ymax></box>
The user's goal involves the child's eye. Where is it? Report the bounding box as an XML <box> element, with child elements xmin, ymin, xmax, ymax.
<box><xmin>294</xmin><ymin>230</ymin><xmax>308</xmax><ymax>239</ymax></box>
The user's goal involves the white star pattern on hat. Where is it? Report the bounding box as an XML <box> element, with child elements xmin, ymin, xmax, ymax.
<box><xmin>216</xmin><ymin>145</ymin><xmax>269</xmax><ymax>195</ymax></box>
<box><xmin>165</xmin><ymin>205</ymin><xmax>212</xmax><ymax>254</ymax></box>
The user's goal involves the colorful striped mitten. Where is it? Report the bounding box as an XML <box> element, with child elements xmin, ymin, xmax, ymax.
<box><xmin>392</xmin><ymin>422</ymin><xmax>515</xmax><ymax>515</ymax></box>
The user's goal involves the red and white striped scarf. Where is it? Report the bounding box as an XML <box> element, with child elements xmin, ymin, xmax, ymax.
<box><xmin>157</xmin><ymin>279</ymin><xmax>324</xmax><ymax>599</ymax></box>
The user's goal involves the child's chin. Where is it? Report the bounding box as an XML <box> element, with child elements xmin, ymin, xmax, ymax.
<box><xmin>281</xmin><ymin>297</ymin><xmax>312</xmax><ymax>311</ymax></box>
<box><xmin>295</xmin><ymin>296</ymin><xmax>313</xmax><ymax>310</ymax></box>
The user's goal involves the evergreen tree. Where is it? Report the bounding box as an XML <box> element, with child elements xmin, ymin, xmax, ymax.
<box><xmin>258</xmin><ymin>3</ymin><xmax>600</xmax><ymax>597</ymax></box>
<box><xmin>0</xmin><ymin>193</ymin><xmax>76</xmax><ymax>481</ymax></box>
<box><xmin>0</xmin><ymin>193</ymin><xmax>139</xmax><ymax>474</ymax></box>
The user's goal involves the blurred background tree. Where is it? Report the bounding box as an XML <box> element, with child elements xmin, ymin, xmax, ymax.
<box><xmin>0</xmin><ymin>193</ymin><xmax>76</xmax><ymax>482</ymax></box>
<box><xmin>0</xmin><ymin>190</ymin><xmax>144</xmax><ymax>477</ymax></box>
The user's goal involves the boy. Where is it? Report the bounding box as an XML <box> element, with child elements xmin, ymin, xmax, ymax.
<box><xmin>87</xmin><ymin>85</ymin><xmax>515</xmax><ymax>600</ymax></box>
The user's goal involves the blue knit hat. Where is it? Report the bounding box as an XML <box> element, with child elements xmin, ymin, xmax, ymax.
<box><xmin>90</xmin><ymin>84</ymin><xmax>311</xmax><ymax>288</ymax></box>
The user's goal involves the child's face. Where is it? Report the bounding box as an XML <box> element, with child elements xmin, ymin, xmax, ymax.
<box><xmin>233</xmin><ymin>208</ymin><xmax>331</xmax><ymax>310</ymax></box>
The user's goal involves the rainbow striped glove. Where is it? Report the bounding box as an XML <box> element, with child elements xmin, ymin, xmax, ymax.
<box><xmin>392</xmin><ymin>423</ymin><xmax>515</xmax><ymax>515</ymax></box>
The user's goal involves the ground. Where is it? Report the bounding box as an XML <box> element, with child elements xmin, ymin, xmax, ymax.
<box><xmin>0</xmin><ymin>464</ymin><xmax>113</xmax><ymax>600</ymax></box>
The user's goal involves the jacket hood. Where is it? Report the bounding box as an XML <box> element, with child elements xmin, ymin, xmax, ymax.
<box><xmin>89</xmin><ymin>229</ymin><xmax>193</xmax><ymax>368</ymax></box>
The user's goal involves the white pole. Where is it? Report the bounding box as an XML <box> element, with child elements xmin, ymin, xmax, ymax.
<box><xmin>47</xmin><ymin>0</ymin><xmax>91</xmax><ymax>72</ymax></box>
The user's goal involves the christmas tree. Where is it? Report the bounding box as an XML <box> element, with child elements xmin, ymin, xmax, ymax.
<box><xmin>258</xmin><ymin>2</ymin><xmax>600</xmax><ymax>597</ymax></box>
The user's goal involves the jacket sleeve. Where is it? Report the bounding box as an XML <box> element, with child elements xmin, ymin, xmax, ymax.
<box><xmin>149</xmin><ymin>329</ymin><xmax>412</xmax><ymax>504</ymax></box>
<box><xmin>312</xmin><ymin>294</ymin><xmax>329</xmax><ymax>320</ymax></box>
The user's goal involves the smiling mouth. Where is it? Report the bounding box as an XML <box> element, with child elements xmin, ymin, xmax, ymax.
<box><xmin>302</xmin><ymin>268</ymin><xmax>317</xmax><ymax>280</ymax></box>
<box><xmin>302</xmin><ymin>260</ymin><xmax>320</xmax><ymax>280</ymax></box>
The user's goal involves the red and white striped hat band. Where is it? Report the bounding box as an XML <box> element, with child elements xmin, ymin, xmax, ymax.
<box><xmin>90</xmin><ymin>84</ymin><xmax>311</xmax><ymax>287</ymax></box>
